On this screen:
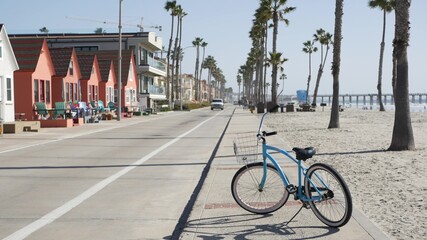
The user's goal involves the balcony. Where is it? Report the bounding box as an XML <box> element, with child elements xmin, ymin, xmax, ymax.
<box><xmin>140</xmin><ymin>85</ymin><xmax>166</xmax><ymax>100</ymax></box>
<box><xmin>138</xmin><ymin>59</ymin><xmax>166</xmax><ymax>77</ymax></box>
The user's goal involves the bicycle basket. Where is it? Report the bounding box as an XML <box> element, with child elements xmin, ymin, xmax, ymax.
<box><xmin>233</xmin><ymin>133</ymin><xmax>261</xmax><ymax>164</ymax></box>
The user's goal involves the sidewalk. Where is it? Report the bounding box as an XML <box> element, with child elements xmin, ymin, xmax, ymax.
<box><xmin>180</xmin><ymin>107</ymin><xmax>390</xmax><ymax>240</ymax></box>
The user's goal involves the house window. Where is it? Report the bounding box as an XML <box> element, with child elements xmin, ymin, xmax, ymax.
<box><xmin>34</xmin><ymin>79</ymin><xmax>39</xmax><ymax>102</ymax></box>
<box><xmin>88</xmin><ymin>85</ymin><xmax>93</xmax><ymax>101</ymax></box>
<box><xmin>73</xmin><ymin>83</ymin><xmax>77</xmax><ymax>101</ymax></box>
<box><xmin>131</xmin><ymin>89</ymin><xmax>136</xmax><ymax>103</ymax></box>
<box><xmin>125</xmin><ymin>89</ymin><xmax>130</xmax><ymax>104</ymax></box>
<box><xmin>114</xmin><ymin>89</ymin><xmax>118</xmax><ymax>103</ymax></box>
<box><xmin>46</xmin><ymin>80</ymin><xmax>51</xmax><ymax>103</ymax></box>
<box><xmin>69</xmin><ymin>60</ymin><xmax>74</xmax><ymax>76</ymax></box>
<box><xmin>6</xmin><ymin>78</ymin><xmax>12</xmax><ymax>101</ymax></box>
<box><xmin>95</xmin><ymin>86</ymin><xmax>98</xmax><ymax>100</ymax></box>
<box><xmin>65</xmin><ymin>82</ymin><xmax>70</xmax><ymax>101</ymax></box>
<box><xmin>107</xmin><ymin>86</ymin><xmax>114</xmax><ymax>103</ymax></box>
<box><xmin>0</xmin><ymin>44</ymin><xmax>3</xmax><ymax>59</ymax></box>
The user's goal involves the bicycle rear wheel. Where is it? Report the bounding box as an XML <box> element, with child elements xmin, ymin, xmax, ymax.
<box><xmin>304</xmin><ymin>163</ymin><xmax>352</xmax><ymax>227</ymax></box>
<box><xmin>231</xmin><ymin>162</ymin><xmax>289</xmax><ymax>214</ymax></box>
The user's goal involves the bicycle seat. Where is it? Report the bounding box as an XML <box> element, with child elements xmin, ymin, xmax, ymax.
<box><xmin>292</xmin><ymin>147</ymin><xmax>316</xmax><ymax>161</ymax></box>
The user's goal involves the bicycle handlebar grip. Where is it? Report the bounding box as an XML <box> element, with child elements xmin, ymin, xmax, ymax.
<box><xmin>264</xmin><ymin>131</ymin><xmax>277</xmax><ymax>136</ymax></box>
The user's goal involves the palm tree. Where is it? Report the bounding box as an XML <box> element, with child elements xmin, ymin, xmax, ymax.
<box><xmin>302</xmin><ymin>40</ymin><xmax>318</xmax><ymax>104</ymax></box>
<box><xmin>268</xmin><ymin>0</ymin><xmax>295</xmax><ymax>105</ymax></box>
<box><xmin>237</xmin><ymin>73</ymin><xmax>242</xmax><ymax>103</ymax></box>
<box><xmin>164</xmin><ymin>1</ymin><xmax>178</xmax><ymax>105</ymax></box>
<box><xmin>192</xmin><ymin>37</ymin><xmax>203</xmax><ymax>101</ymax></box>
<box><xmin>312</xmin><ymin>29</ymin><xmax>333</xmax><ymax>106</ymax></box>
<box><xmin>199</xmin><ymin>41</ymin><xmax>208</xmax><ymax>101</ymax></box>
<box><xmin>202</xmin><ymin>56</ymin><xmax>217</xmax><ymax>102</ymax></box>
<box><xmin>369</xmin><ymin>0</ymin><xmax>396</xmax><ymax>111</ymax></box>
<box><xmin>174</xmin><ymin>5</ymin><xmax>186</xmax><ymax>103</ymax></box>
<box><xmin>328</xmin><ymin>0</ymin><xmax>344</xmax><ymax>129</ymax></box>
<box><xmin>388</xmin><ymin>0</ymin><xmax>414</xmax><ymax>151</ymax></box>
<box><xmin>266</xmin><ymin>52</ymin><xmax>287</xmax><ymax>109</ymax></box>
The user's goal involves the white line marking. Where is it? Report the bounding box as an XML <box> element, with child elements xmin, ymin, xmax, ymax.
<box><xmin>3</xmin><ymin>111</ymin><xmax>222</xmax><ymax>240</ymax></box>
<box><xmin>0</xmin><ymin>113</ymin><xmax>178</xmax><ymax>155</ymax></box>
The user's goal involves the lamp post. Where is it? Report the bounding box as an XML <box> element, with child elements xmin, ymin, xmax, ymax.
<box><xmin>117</xmin><ymin>0</ymin><xmax>123</xmax><ymax>121</ymax></box>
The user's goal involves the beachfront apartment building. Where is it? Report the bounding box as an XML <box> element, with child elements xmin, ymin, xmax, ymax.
<box><xmin>9</xmin><ymin>31</ymin><xmax>166</xmax><ymax>111</ymax></box>
<box><xmin>0</xmin><ymin>24</ymin><xmax>19</xmax><ymax>123</ymax></box>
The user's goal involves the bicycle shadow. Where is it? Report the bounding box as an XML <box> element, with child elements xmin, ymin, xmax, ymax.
<box><xmin>179</xmin><ymin>213</ymin><xmax>339</xmax><ymax>239</ymax></box>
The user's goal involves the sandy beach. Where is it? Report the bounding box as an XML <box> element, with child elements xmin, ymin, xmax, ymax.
<box><xmin>264</xmin><ymin>107</ymin><xmax>426</xmax><ymax>240</ymax></box>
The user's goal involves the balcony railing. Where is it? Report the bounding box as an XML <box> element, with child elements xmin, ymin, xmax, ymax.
<box><xmin>141</xmin><ymin>85</ymin><xmax>165</xmax><ymax>95</ymax></box>
<box><xmin>140</xmin><ymin>58</ymin><xmax>166</xmax><ymax>72</ymax></box>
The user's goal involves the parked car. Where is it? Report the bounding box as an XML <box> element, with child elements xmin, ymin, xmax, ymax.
<box><xmin>211</xmin><ymin>98</ymin><xmax>224</xmax><ymax>110</ymax></box>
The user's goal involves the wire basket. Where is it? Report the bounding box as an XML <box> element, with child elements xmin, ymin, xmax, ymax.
<box><xmin>233</xmin><ymin>133</ymin><xmax>262</xmax><ymax>164</ymax></box>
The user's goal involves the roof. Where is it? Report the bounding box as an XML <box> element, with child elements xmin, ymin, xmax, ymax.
<box><xmin>97</xmin><ymin>59</ymin><xmax>113</xmax><ymax>82</ymax></box>
<box><xmin>75</xmin><ymin>53</ymin><xmax>96</xmax><ymax>80</ymax></box>
<box><xmin>9</xmin><ymin>38</ymin><xmax>45</xmax><ymax>71</ymax></box>
<box><xmin>78</xmin><ymin>50</ymin><xmax>133</xmax><ymax>85</ymax></box>
<box><xmin>50</xmin><ymin>47</ymin><xmax>73</xmax><ymax>77</ymax></box>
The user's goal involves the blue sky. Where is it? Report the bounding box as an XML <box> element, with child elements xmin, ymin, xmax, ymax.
<box><xmin>2</xmin><ymin>0</ymin><xmax>426</xmax><ymax>95</ymax></box>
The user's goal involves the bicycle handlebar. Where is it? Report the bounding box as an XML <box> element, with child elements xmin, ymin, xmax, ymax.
<box><xmin>258</xmin><ymin>104</ymin><xmax>280</xmax><ymax>135</ymax></box>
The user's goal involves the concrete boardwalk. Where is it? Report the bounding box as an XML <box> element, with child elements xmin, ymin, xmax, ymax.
<box><xmin>180</xmin><ymin>107</ymin><xmax>390</xmax><ymax>240</ymax></box>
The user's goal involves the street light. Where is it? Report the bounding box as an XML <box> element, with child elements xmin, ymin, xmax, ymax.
<box><xmin>117</xmin><ymin>0</ymin><xmax>123</xmax><ymax>121</ymax></box>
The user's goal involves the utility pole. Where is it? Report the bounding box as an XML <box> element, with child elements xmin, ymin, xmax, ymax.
<box><xmin>117</xmin><ymin>0</ymin><xmax>122</xmax><ymax>121</ymax></box>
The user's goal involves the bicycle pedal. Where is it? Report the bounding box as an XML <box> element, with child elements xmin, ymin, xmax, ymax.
<box><xmin>286</xmin><ymin>185</ymin><xmax>297</xmax><ymax>194</ymax></box>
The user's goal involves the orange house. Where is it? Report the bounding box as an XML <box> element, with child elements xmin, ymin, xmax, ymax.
<box><xmin>95</xmin><ymin>50</ymin><xmax>138</xmax><ymax>110</ymax></box>
<box><xmin>75</xmin><ymin>53</ymin><xmax>101</xmax><ymax>103</ymax></box>
<box><xmin>97</xmin><ymin>59</ymin><xmax>116</xmax><ymax>106</ymax></box>
<box><xmin>50</xmin><ymin>47</ymin><xmax>82</xmax><ymax>104</ymax></box>
<box><xmin>10</xmin><ymin>38</ymin><xmax>55</xmax><ymax>119</ymax></box>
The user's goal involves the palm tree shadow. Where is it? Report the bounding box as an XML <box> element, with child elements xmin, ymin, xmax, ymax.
<box><xmin>179</xmin><ymin>213</ymin><xmax>339</xmax><ymax>240</ymax></box>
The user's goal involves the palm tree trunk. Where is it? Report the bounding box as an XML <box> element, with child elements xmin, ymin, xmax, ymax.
<box><xmin>312</xmin><ymin>46</ymin><xmax>329</xmax><ymax>106</ymax></box>
<box><xmin>305</xmin><ymin>53</ymin><xmax>312</xmax><ymax>104</ymax></box>
<box><xmin>377</xmin><ymin>10</ymin><xmax>387</xmax><ymax>111</ymax></box>
<box><xmin>328</xmin><ymin>0</ymin><xmax>343</xmax><ymax>129</ymax></box>
<box><xmin>199</xmin><ymin>48</ymin><xmax>206</xmax><ymax>101</ymax></box>
<box><xmin>388</xmin><ymin>0</ymin><xmax>414</xmax><ymax>151</ymax></box>
<box><xmin>271</xmin><ymin>7</ymin><xmax>278</xmax><ymax>105</ymax></box>
<box><xmin>194</xmin><ymin>46</ymin><xmax>200</xmax><ymax>101</ymax></box>
<box><xmin>167</xmin><ymin>15</ymin><xmax>175</xmax><ymax>107</ymax></box>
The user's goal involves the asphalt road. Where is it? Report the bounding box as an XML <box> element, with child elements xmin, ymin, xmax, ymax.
<box><xmin>0</xmin><ymin>107</ymin><xmax>233</xmax><ymax>240</ymax></box>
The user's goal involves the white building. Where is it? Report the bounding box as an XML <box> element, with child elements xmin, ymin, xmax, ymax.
<box><xmin>0</xmin><ymin>24</ymin><xmax>19</xmax><ymax>123</ymax></box>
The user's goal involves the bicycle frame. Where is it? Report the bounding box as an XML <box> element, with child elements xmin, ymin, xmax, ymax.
<box><xmin>257</xmin><ymin>110</ymin><xmax>328</xmax><ymax>203</ymax></box>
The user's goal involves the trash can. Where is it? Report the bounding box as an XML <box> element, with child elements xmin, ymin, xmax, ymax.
<box><xmin>286</xmin><ymin>103</ymin><xmax>295</xmax><ymax>112</ymax></box>
<box><xmin>257</xmin><ymin>102</ymin><xmax>265</xmax><ymax>114</ymax></box>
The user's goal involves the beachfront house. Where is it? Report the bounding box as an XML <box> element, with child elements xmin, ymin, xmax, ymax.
<box><xmin>10</xmin><ymin>38</ymin><xmax>55</xmax><ymax>120</ymax></box>
<box><xmin>75</xmin><ymin>53</ymin><xmax>101</xmax><ymax>104</ymax></box>
<box><xmin>97</xmin><ymin>59</ymin><xmax>117</xmax><ymax>108</ymax></box>
<box><xmin>0</xmin><ymin>24</ymin><xmax>19</xmax><ymax>123</ymax></box>
<box><xmin>95</xmin><ymin>50</ymin><xmax>138</xmax><ymax>113</ymax></box>
<box><xmin>50</xmin><ymin>47</ymin><xmax>82</xmax><ymax>104</ymax></box>
<box><xmin>9</xmin><ymin>32</ymin><xmax>166</xmax><ymax>111</ymax></box>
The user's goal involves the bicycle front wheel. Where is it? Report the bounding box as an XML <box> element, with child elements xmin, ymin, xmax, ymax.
<box><xmin>231</xmin><ymin>162</ymin><xmax>289</xmax><ymax>214</ymax></box>
<box><xmin>304</xmin><ymin>163</ymin><xmax>353</xmax><ymax>227</ymax></box>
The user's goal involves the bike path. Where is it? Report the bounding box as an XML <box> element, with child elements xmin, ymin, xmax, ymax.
<box><xmin>180</xmin><ymin>107</ymin><xmax>390</xmax><ymax>240</ymax></box>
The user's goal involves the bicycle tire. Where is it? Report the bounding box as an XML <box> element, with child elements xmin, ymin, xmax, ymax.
<box><xmin>231</xmin><ymin>162</ymin><xmax>289</xmax><ymax>214</ymax></box>
<box><xmin>304</xmin><ymin>163</ymin><xmax>353</xmax><ymax>227</ymax></box>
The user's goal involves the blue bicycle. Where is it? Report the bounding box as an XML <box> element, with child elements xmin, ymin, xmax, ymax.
<box><xmin>231</xmin><ymin>107</ymin><xmax>352</xmax><ymax>227</ymax></box>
